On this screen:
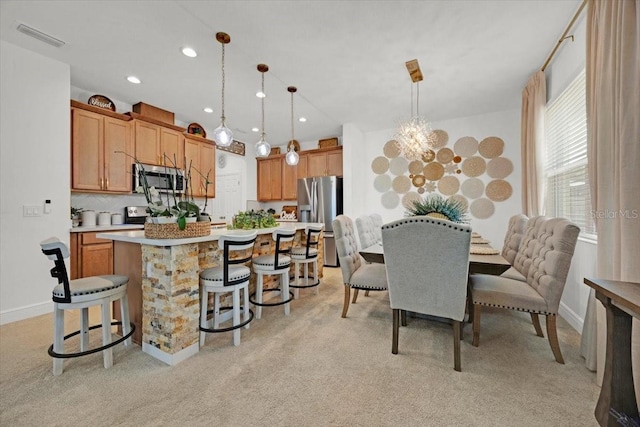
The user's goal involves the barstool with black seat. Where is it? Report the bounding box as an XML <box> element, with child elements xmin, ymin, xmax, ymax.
<box><xmin>199</xmin><ymin>231</ymin><xmax>258</xmax><ymax>347</ymax></box>
<box><xmin>40</xmin><ymin>237</ymin><xmax>135</xmax><ymax>376</ymax></box>
<box><xmin>289</xmin><ymin>225</ymin><xmax>323</xmax><ymax>299</ymax></box>
<box><xmin>250</xmin><ymin>228</ymin><xmax>296</xmax><ymax>319</ymax></box>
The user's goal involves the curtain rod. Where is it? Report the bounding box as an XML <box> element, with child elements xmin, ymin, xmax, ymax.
<box><xmin>541</xmin><ymin>0</ymin><xmax>587</xmax><ymax>71</ymax></box>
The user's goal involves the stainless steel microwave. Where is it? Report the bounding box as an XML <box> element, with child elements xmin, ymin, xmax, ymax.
<box><xmin>133</xmin><ymin>163</ymin><xmax>185</xmax><ymax>194</ymax></box>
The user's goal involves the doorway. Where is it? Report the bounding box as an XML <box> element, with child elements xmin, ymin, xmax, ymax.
<box><xmin>212</xmin><ymin>173</ymin><xmax>243</xmax><ymax>223</ymax></box>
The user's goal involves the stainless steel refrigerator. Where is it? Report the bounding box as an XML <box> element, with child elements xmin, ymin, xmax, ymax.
<box><xmin>297</xmin><ymin>176</ymin><xmax>343</xmax><ymax>267</ymax></box>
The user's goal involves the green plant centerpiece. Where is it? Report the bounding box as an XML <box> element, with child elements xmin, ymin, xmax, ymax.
<box><xmin>228</xmin><ymin>209</ymin><xmax>278</xmax><ymax>230</ymax></box>
<box><xmin>405</xmin><ymin>194</ymin><xmax>468</xmax><ymax>223</ymax></box>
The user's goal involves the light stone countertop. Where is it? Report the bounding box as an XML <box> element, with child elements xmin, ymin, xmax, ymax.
<box><xmin>70</xmin><ymin>224</ymin><xmax>144</xmax><ymax>233</ymax></box>
<box><xmin>96</xmin><ymin>222</ymin><xmax>324</xmax><ymax>247</ymax></box>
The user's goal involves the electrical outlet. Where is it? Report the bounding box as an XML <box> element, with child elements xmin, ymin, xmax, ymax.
<box><xmin>23</xmin><ymin>205</ymin><xmax>41</xmax><ymax>217</ymax></box>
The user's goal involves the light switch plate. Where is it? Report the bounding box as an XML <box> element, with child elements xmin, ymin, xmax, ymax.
<box><xmin>23</xmin><ymin>205</ymin><xmax>41</xmax><ymax>217</ymax></box>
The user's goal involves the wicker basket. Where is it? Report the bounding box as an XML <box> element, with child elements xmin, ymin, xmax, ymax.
<box><xmin>144</xmin><ymin>221</ymin><xmax>211</xmax><ymax>239</ymax></box>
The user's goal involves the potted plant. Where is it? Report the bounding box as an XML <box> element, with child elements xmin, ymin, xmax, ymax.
<box><xmin>228</xmin><ymin>209</ymin><xmax>278</xmax><ymax>230</ymax></box>
<box><xmin>405</xmin><ymin>194</ymin><xmax>469</xmax><ymax>223</ymax></box>
<box><xmin>71</xmin><ymin>207</ymin><xmax>83</xmax><ymax>227</ymax></box>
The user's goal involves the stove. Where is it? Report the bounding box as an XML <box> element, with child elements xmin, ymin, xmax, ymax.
<box><xmin>125</xmin><ymin>206</ymin><xmax>149</xmax><ymax>224</ymax></box>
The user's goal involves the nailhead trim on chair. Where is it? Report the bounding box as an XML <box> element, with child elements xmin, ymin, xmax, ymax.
<box><xmin>472</xmin><ymin>301</ymin><xmax>554</xmax><ymax>316</ymax></box>
<box><xmin>382</xmin><ymin>217</ymin><xmax>471</xmax><ymax>233</ymax></box>
<box><xmin>349</xmin><ymin>283</ymin><xmax>387</xmax><ymax>291</ymax></box>
<box><xmin>52</xmin><ymin>277</ymin><xmax>127</xmax><ymax>298</ymax></box>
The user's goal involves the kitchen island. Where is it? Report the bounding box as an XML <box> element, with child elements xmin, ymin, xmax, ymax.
<box><xmin>97</xmin><ymin>222</ymin><xmax>324</xmax><ymax>365</ymax></box>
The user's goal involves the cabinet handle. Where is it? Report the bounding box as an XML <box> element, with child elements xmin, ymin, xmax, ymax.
<box><xmin>105</xmin><ymin>178</ymin><xmax>109</xmax><ymax>189</ymax></box>
<box><xmin>100</xmin><ymin>177</ymin><xmax>104</xmax><ymax>189</ymax></box>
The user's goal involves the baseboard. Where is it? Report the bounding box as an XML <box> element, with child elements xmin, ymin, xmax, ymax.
<box><xmin>142</xmin><ymin>342</ymin><xmax>199</xmax><ymax>366</ymax></box>
<box><xmin>0</xmin><ymin>300</ymin><xmax>52</xmax><ymax>325</ymax></box>
<box><xmin>559</xmin><ymin>301</ymin><xmax>583</xmax><ymax>333</ymax></box>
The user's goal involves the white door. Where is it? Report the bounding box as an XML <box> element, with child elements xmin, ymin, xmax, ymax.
<box><xmin>213</xmin><ymin>173</ymin><xmax>242</xmax><ymax>223</ymax></box>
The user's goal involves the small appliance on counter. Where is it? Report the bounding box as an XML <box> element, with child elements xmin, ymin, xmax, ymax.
<box><xmin>125</xmin><ymin>206</ymin><xmax>149</xmax><ymax>224</ymax></box>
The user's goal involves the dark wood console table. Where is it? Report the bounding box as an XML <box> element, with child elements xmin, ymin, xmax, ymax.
<box><xmin>583</xmin><ymin>278</ymin><xmax>640</xmax><ymax>426</ymax></box>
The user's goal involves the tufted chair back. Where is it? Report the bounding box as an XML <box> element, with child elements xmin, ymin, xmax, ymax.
<box><xmin>356</xmin><ymin>215</ymin><xmax>378</xmax><ymax>249</ymax></box>
<box><xmin>513</xmin><ymin>216</ymin><xmax>546</xmax><ymax>278</ymax></box>
<box><xmin>501</xmin><ymin>214</ymin><xmax>528</xmax><ymax>265</ymax></box>
<box><xmin>382</xmin><ymin>216</ymin><xmax>471</xmax><ymax>321</ymax></box>
<box><xmin>369</xmin><ymin>213</ymin><xmax>383</xmax><ymax>243</ymax></box>
<box><xmin>522</xmin><ymin>217</ymin><xmax>580</xmax><ymax>313</ymax></box>
<box><xmin>333</xmin><ymin>215</ymin><xmax>362</xmax><ymax>284</ymax></box>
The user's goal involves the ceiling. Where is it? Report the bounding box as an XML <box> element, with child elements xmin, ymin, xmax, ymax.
<box><xmin>1</xmin><ymin>0</ymin><xmax>580</xmax><ymax>148</ymax></box>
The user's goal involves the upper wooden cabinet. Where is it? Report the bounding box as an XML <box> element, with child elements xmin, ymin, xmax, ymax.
<box><xmin>305</xmin><ymin>146</ymin><xmax>343</xmax><ymax>178</ymax></box>
<box><xmin>282</xmin><ymin>160</ymin><xmax>297</xmax><ymax>200</ymax></box>
<box><xmin>257</xmin><ymin>157</ymin><xmax>283</xmax><ymax>201</ymax></box>
<box><xmin>184</xmin><ymin>134</ymin><xmax>216</xmax><ymax>198</ymax></box>
<box><xmin>133</xmin><ymin>120</ymin><xmax>184</xmax><ymax>168</ymax></box>
<box><xmin>71</xmin><ymin>104</ymin><xmax>132</xmax><ymax>193</ymax></box>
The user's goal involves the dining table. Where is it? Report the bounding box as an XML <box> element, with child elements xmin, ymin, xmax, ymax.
<box><xmin>359</xmin><ymin>243</ymin><xmax>511</xmax><ymax>276</ymax></box>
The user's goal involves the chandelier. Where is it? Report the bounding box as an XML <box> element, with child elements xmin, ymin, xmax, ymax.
<box><xmin>285</xmin><ymin>86</ymin><xmax>300</xmax><ymax>166</ymax></box>
<box><xmin>254</xmin><ymin>64</ymin><xmax>271</xmax><ymax>158</ymax></box>
<box><xmin>213</xmin><ymin>32</ymin><xmax>233</xmax><ymax>148</ymax></box>
<box><xmin>395</xmin><ymin>59</ymin><xmax>436</xmax><ymax>160</ymax></box>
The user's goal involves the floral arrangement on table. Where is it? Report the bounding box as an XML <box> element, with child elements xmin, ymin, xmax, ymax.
<box><xmin>228</xmin><ymin>209</ymin><xmax>278</xmax><ymax>230</ymax></box>
<box><xmin>405</xmin><ymin>194</ymin><xmax>469</xmax><ymax>224</ymax></box>
<box><xmin>116</xmin><ymin>151</ymin><xmax>201</xmax><ymax>230</ymax></box>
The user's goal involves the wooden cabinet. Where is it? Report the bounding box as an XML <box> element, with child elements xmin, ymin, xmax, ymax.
<box><xmin>307</xmin><ymin>146</ymin><xmax>343</xmax><ymax>177</ymax></box>
<box><xmin>257</xmin><ymin>157</ymin><xmax>283</xmax><ymax>201</ymax></box>
<box><xmin>255</xmin><ymin>146</ymin><xmax>342</xmax><ymax>201</ymax></box>
<box><xmin>133</xmin><ymin>120</ymin><xmax>184</xmax><ymax>168</ymax></box>
<box><xmin>282</xmin><ymin>160</ymin><xmax>298</xmax><ymax>200</ymax></box>
<box><xmin>70</xmin><ymin>232</ymin><xmax>114</xmax><ymax>279</ymax></box>
<box><xmin>71</xmin><ymin>104</ymin><xmax>132</xmax><ymax>193</ymax></box>
<box><xmin>184</xmin><ymin>134</ymin><xmax>216</xmax><ymax>198</ymax></box>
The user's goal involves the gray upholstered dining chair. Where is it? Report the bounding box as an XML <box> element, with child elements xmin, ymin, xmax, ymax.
<box><xmin>499</xmin><ymin>214</ymin><xmax>529</xmax><ymax>281</ymax></box>
<box><xmin>333</xmin><ymin>215</ymin><xmax>388</xmax><ymax>318</ymax></box>
<box><xmin>469</xmin><ymin>216</ymin><xmax>579</xmax><ymax>364</ymax></box>
<box><xmin>382</xmin><ymin>216</ymin><xmax>471</xmax><ymax>371</ymax></box>
<box><xmin>369</xmin><ymin>213</ymin><xmax>383</xmax><ymax>243</ymax></box>
<box><xmin>356</xmin><ymin>215</ymin><xmax>378</xmax><ymax>249</ymax></box>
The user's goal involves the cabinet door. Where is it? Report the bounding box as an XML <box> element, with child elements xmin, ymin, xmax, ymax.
<box><xmin>72</xmin><ymin>109</ymin><xmax>104</xmax><ymax>190</ymax></box>
<box><xmin>184</xmin><ymin>139</ymin><xmax>200</xmax><ymax>195</ymax></box>
<box><xmin>160</xmin><ymin>128</ymin><xmax>183</xmax><ymax>168</ymax></box>
<box><xmin>307</xmin><ymin>152</ymin><xmax>327</xmax><ymax>177</ymax></box>
<box><xmin>134</xmin><ymin>121</ymin><xmax>161</xmax><ymax>165</ymax></box>
<box><xmin>80</xmin><ymin>242</ymin><xmax>113</xmax><ymax>277</ymax></box>
<box><xmin>70</xmin><ymin>233</ymin><xmax>79</xmax><ymax>280</ymax></box>
<box><xmin>199</xmin><ymin>142</ymin><xmax>216</xmax><ymax>198</ymax></box>
<box><xmin>282</xmin><ymin>160</ymin><xmax>297</xmax><ymax>200</ymax></box>
<box><xmin>257</xmin><ymin>159</ymin><xmax>272</xmax><ymax>201</ymax></box>
<box><xmin>104</xmin><ymin>117</ymin><xmax>132</xmax><ymax>192</ymax></box>
<box><xmin>326</xmin><ymin>149</ymin><xmax>343</xmax><ymax>177</ymax></box>
<box><xmin>297</xmin><ymin>154</ymin><xmax>308</xmax><ymax>178</ymax></box>
<box><xmin>269</xmin><ymin>158</ymin><xmax>283</xmax><ymax>200</ymax></box>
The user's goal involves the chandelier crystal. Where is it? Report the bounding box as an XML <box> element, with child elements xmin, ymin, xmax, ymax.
<box><xmin>395</xmin><ymin>59</ymin><xmax>436</xmax><ymax>160</ymax></box>
<box><xmin>214</xmin><ymin>32</ymin><xmax>233</xmax><ymax>148</ymax></box>
<box><xmin>285</xmin><ymin>86</ymin><xmax>299</xmax><ymax>166</ymax></box>
<box><xmin>255</xmin><ymin>64</ymin><xmax>271</xmax><ymax>158</ymax></box>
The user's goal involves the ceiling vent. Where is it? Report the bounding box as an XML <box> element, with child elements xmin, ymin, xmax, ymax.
<box><xmin>16</xmin><ymin>23</ymin><xmax>65</xmax><ymax>48</ymax></box>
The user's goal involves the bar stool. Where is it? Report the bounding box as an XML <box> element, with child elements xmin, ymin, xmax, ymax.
<box><xmin>289</xmin><ymin>225</ymin><xmax>323</xmax><ymax>299</ymax></box>
<box><xmin>40</xmin><ymin>237</ymin><xmax>135</xmax><ymax>376</ymax></box>
<box><xmin>199</xmin><ymin>231</ymin><xmax>257</xmax><ymax>347</ymax></box>
<box><xmin>250</xmin><ymin>228</ymin><xmax>296</xmax><ymax>319</ymax></box>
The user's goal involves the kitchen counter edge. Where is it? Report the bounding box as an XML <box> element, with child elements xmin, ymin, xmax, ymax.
<box><xmin>96</xmin><ymin>222</ymin><xmax>325</xmax><ymax>246</ymax></box>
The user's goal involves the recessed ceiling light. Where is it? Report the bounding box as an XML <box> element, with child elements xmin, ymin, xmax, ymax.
<box><xmin>181</xmin><ymin>47</ymin><xmax>197</xmax><ymax>58</ymax></box>
<box><xmin>298</xmin><ymin>117</ymin><xmax>307</xmax><ymax>122</ymax></box>
<box><xmin>251</xmin><ymin>127</ymin><xmax>259</xmax><ymax>132</ymax></box>
<box><xmin>127</xmin><ymin>76</ymin><xmax>141</xmax><ymax>84</ymax></box>
<box><xmin>256</xmin><ymin>91</ymin><xmax>266</xmax><ymax>98</ymax></box>
<box><xmin>203</xmin><ymin>107</ymin><xmax>213</xmax><ymax>113</ymax></box>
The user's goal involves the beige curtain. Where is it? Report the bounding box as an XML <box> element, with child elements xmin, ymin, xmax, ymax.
<box><xmin>521</xmin><ymin>70</ymin><xmax>546</xmax><ymax>216</ymax></box>
<box><xmin>580</xmin><ymin>0</ymin><xmax>640</xmax><ymax>402</ymax></box>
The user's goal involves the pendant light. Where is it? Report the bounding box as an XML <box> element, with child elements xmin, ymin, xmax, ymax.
<box><xmin>255</xmin><ymin>64</ymin><xmax>271</xmax><ymax>158</ymax></box>
<box><xmin>395</xmin><ymin>59</ymin><xmax>436</xmax><ymax>160</ymax></box>
<box><xmin>213</xmin><ymin>32</ymin><xmax>233</xmax><ymax>148</ymax></box>
<box><xmin>285</xmin><ymin>86</ymin><xmax>300</xmax><ymax>166</ymax></box>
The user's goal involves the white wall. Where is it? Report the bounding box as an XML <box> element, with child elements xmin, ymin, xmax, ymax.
<box><xmin>0</xmin><ymin>41</ymin><xmax>71</xmax><ymax>324</ymax></box>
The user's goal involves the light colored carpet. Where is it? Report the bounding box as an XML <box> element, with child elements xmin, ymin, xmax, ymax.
<box><xmin>0</xmin><ymin>267</ymin><xmax>599</xmax><ymax>426</ymax></box>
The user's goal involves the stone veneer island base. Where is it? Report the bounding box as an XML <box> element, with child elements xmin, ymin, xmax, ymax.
<box><xmin>98</xmin><ymin>223</ymin><xmax>324</xmax><ymax>365</ymax></box>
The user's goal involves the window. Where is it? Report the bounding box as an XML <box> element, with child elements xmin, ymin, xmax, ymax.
<box><xmin>544</xmin><ymin>69</ymin><xmax>596</xmax><ymax>238</ymax></box>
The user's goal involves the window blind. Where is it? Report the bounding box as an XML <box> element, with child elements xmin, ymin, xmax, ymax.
<box><xmin>544</xmin><ymin>69</ymin><xmax>596</xmax><ymax>238</ymax></box>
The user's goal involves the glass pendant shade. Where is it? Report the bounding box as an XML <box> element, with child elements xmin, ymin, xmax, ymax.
<box><xmin>285</xmin><ymin>147</ymin><xmax>299</xmax><ymax>165</ymax></box>
<box><xmin>213</xmin><ymin>123</ymin><xmax>233</xmax><ymax>147</ymax></box>
<box><xmin>255</xmin><ymin>137</ymin><xmax>271</xmax><ymax>158</ymax></box>
<box><xmin>255</xmin><ymin>64</ymin><xmax>271</xmax><ymax>158</ymax></box>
